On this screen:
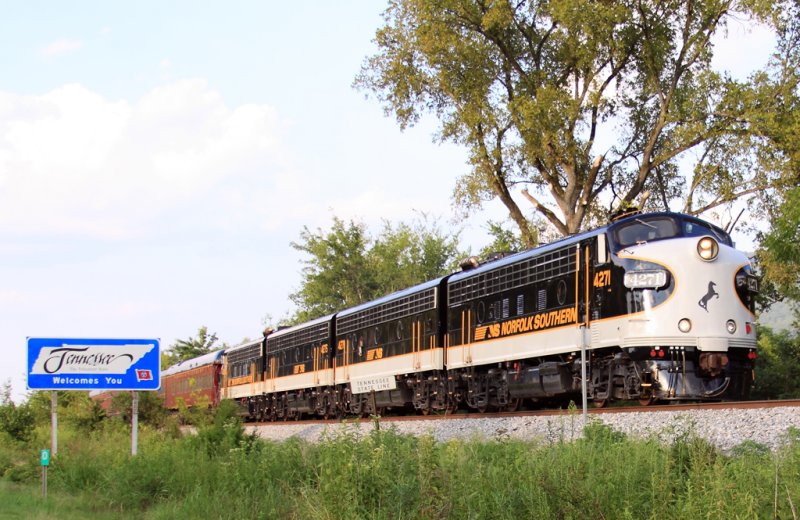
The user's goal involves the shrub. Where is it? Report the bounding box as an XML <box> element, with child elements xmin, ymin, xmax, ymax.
<box><xmin>0</xmin><ymin>402</ymin><xmax>35</xmax><ymax>442</ymax></box>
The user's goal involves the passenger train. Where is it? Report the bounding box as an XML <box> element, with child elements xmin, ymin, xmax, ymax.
<box><xmin>215</xmin><ymin>211</ymin><xmax>759</xmax><ymax>420</ymax></box>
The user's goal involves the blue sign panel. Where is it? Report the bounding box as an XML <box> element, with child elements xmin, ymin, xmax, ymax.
<box><xmin>27</xmin><ymin>337</ymin><xmax>160</xmax><ymax>391</ymax></box>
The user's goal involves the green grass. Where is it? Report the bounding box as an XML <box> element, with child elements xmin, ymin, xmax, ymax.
<box><xmin>0</xmin><ymin>480</ymin><xmax>140</xmax><ymax>520</ymax></box>
<box><xmin>2</xmin><ymin>411</ymin><xmax>800</xmax><ymax>519</ymax></box>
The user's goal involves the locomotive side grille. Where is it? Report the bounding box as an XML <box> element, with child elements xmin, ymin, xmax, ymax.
<box><xmin>270</xmin><ymin>322</ymin><xmax>330</xmax><ymax>352</ymax></box>
<box><xmin>337</xmin><ymin>287</ymin><xmax>437</xmax><ymax>336</ymax></box>
<box><xmin>227</xmin><ymin>343</ymin><xmax>261</xmax><ymax>364</ymax></box>
<box><xmin>449</xmin><ymin>246</ymin><xmax>575</xmax><ymax>307</ymax></box>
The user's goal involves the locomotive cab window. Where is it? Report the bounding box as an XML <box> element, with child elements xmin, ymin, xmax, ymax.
<box><xmin>682</xmin><ymin>218</ymin><xmax>732</xmax><ymax>246</ymax></box>
<box><xmin>611</xmin><ymin>214</ymin><xmax>733</xmax><ymax>251</ymax></box>
<box><xmin>613</xmin><ymin>217</ymin><xmax>678</xmax><ymax>248</ymax></box>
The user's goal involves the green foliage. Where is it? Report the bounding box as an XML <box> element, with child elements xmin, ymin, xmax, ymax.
<box><xmin>175</xmin><ymin>394</ymin><xmax>213</xmax><ymax>426</ymax></box>
<box><xmin>581</xmin><ymin>419</ymin><xmax>627</xmax><ymax>445</ymax></box>
<box><xmin>730</xmin><ymin>439</ymin><xmax>771</xmax><ymax>458</ymax></box>
<box><xmin>758</xmin><ymin>186</ymin><xmax>800</xmax><ymax>306</ymax></box>
<box><xmin>477</xmin><ymin>220</ymin><xmax>533</xmax><ymax>259</ymax></box>
<box><xmin>0</xmin><ymin>480</ymin><xmax>139</xmax><ymax>520</ymax></box>
<box><xmin>4</xmin><ymin>418</ymin><xmax>800</xmax><ymax>518</ymax></box>
<box><xmin>370</xmin><ymin>218</ymin><xmax>463</xmax><ymax>293</ymax></box>
<box><xmin>190</xmin><ymin>400</ymin><xmax>252</xmax><ymax>457</ymax></box>
<box><xmin>164</xmin><ymin>326</ymin><xmax>221</xmax><ymax>366</ymax></box>
<box><xmin>356</xmin><ymin>0</ymin><xmax>800</xmax><ymax>239</ymax></box>
<box><xmin>290</xmin><ymin>215</ymin><xmax>464</xmax><ymax>323</ymax></box>
<box><xmin>751</xmin><ymin>326</ymin><xmax>800</xmax><ymax>399</ymax></box>
<box><xmin>290</xmin><ymin>216</ymin><xmax>376</xmax><ymax>322</ymax></box>
<box><xmin>0</xmin><ymin>390</ymin><xmax>35</xmax><ymax>442</ymax></box>
<box><xmin>110</xmin><ymin>391</ymin><xmax>168</xmax><ymax>428</ymax></box>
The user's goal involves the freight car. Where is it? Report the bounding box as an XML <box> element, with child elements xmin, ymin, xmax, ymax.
<box><xmin>223</xmin><ymin>211</ymin><xmax>759</xmax><ymax>420</ymax></box>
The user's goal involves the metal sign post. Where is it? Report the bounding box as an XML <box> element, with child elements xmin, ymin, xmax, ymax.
<box><xmin>50</xmin><ymin>391</ymin><xmax>58</xmax><ymax>456</ymax></box>
<box><xmin>131</xmin><ymin>391</ymin><xmax>139</xmax><ymax>456</ymax></box>
<box><xmin>370</xmin><ymin>389</ymin><xmax>380</xmax><ymax>431</ymax></box>
<box><xmin>580</xmin><ymin>326</ymin><xmax>588</xmax><ymax>424</ymax></box>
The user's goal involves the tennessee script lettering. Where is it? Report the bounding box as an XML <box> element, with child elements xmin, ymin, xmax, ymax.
<box><xmin>42</xmin><ymin>347</ymin><xmax>134</xmax><ymax>374</ymax></box>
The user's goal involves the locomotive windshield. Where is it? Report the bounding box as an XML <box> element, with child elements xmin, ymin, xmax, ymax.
<box><xmin>610</xmin><ymin>214</ymin><xmax>732</xmax><ymax>250</ymax></box>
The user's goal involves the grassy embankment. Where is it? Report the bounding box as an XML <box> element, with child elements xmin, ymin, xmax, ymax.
<box><xmin>1</xmin><ymin>408</ymin><xmax>799</xmax><ymax>519</ymax></box>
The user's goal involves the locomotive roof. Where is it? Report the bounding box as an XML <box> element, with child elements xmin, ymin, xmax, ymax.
<box><xmin>224</xmin><ymin>337</ymin><xmax>262</xmax><ymax>354</ymax></box>
<box><xmin>335</xmin><ymin>277</ymin><xmax>444</xmax><ymax>318</ymax></box>
<box><xmin>161</xmin><ymin>349</ymin><xmax>224</xmax><ymax>377</ymax></box>
<box><xmin>447</xmin><ymin>211</ymin><xmax>727</xmax><ymax>284</ymax></box>
<box><xmin>448</xmin><ymin>227</ymin><xmax>604</xmax><ymax>284</ymax></box>
<box><xmin>267</xmin><ymin>313</ymin><xmax>334</xmax><ymax>339</ymax></box>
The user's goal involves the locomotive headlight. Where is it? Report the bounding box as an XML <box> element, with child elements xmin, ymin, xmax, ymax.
<box><xmin>697</xmin><ymin>236</ymin><xmax>719</xmax><ymax>261</ymax></box>
<box><xmin>726</xmin><ymin>320</ymin><xmax>737</xmax><ymax>334</ymax></box>
<box><xmin>678</xmin><ymin>318</ymin><xmax>692</xmax><ymax>333</ymax></box>
<box><xmin>623</xmin><ymin>269</ymin><xmax>668</xmax><ymax>289</ymax></box>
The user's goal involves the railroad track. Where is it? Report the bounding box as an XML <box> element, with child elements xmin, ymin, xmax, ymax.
<box><xmin>248</xmin><ymin>399</ymin><xmax>800</xmax><ymax>427</ymax></box>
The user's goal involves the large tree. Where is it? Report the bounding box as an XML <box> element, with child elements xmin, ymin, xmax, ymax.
<box><xmin>164</xmin><ymin>326</ymin><xmax>221</xmax><ymax>366</ymax></box>
<box><xmin>758</xmin><ymin>185</ymin><xmax>800</xmax><ymax>304</ymax></box>
<box><xmin>356</xmin><ymin>0</ymin><xmax>800</xmax><ymax>245</ymax></box>
<box><xmin>290</xmin><ymin>216</ymin><xmax>464</xmax><ymax>323</ymax></box>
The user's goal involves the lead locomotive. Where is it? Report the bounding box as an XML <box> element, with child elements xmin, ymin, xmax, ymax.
<box><xmin>222</xmin><ymin>211</ymin><xmax>759</xmax><ymax>420</ymax></box>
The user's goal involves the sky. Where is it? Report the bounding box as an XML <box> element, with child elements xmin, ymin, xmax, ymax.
<box><xmin>0</xmin><ymin>2</ymin><xmax>777</xmax><ymax>402</ymax></box>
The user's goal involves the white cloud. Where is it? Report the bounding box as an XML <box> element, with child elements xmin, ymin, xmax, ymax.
<box><xmin>0</xmin><ymin>80</ymin><xmax>302</xmax><ymax>240</ymax></box>
<box><xmin>40</xmin><ymin>39</ymin><xmax>83</xmax><ymax>57</ymax></box>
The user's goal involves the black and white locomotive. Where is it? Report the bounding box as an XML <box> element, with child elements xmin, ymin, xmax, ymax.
<box><xmin>222</xmin><ymin>211</ymin><xmax>759</xmax><ymax>419</ymax></box>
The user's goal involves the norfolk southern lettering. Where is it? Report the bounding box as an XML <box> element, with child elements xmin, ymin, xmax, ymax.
<box><xmin>474</xmin><ymin>307</ymin><xmax>578</xmax><ymax>341</ymax></box>
<box><xmin>42</xmin><ymin>347</ymin><xmax>133</xmax><ymax>374</ymax></box>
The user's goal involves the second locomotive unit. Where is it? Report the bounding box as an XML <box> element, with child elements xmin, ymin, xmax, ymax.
<box><xmin>222</xmin><ymin>211</ymin><xmax>759</xmax><ymax>419</ymax></box>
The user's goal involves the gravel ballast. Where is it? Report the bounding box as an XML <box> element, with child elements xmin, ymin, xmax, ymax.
<box><xmin>244</xmin><ymin>406</ymin><xmax>800</xmax><ymax>452</ymax></box>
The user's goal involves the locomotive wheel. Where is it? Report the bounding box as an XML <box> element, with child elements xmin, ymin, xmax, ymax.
<box><xmin>476</xmin><ymin>401</ymin><xmax>489</xmax><ymax>413</ymax></box>
<box><xmin>504</xmin><ymin>398</ymin><xmax>521</xmax><ymax>412</ymax></box>
<box><xmin>638</xmin><ymin>397</ymin><xmax>655</xmax><ymax>407</ymax></box>
<box><xmin>592</xmin><ymin>399</ymin><xmax>609</xmax><ymax>408</ymax></box>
